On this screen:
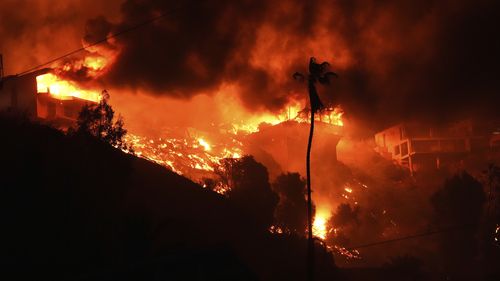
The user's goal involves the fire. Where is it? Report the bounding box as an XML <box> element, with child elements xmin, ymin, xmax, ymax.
<box><xmin>495</xmin><ymin>224</ymin><xmax>500</xmax><ymax>244</ymax></box>
<box><xmin>32</xmin><ymin>51</ymin><xmax>344</xmax><ymax>177</ymax></box>
<box><xmin>59</xmin><ymin>55</ymin><xmax>110</xmax><ymax>77</ymax></box>
<box><xmin>197</xmin><ymin>138</ymin><xmax>211</xmax><ymax>151</ymax></box>
<box><xmin>333</xmin><ymin>245</ymin><xmax>361</xmax><ymax>260</ymax></box>
<box><xmin>121</xmin><ymin>99</ymin><xmax>343</xmax><ymax>178</ymax></box>
<box><xmin>230</xmin><ymin>101</ymin><xmax>344</xmax><ymax>134</ymax></box>
<box><xmin>35</xmin><ymin>55</ymin><xmax>111</xmax><ymax>102</ymax></box>
<box><xmin>230</xmin><ymin>102</ymin><xmax>303</xmax><ymax>133</ymax></box>
<box><xmin>320</xmin><ymin>106</ymin><xmax>344</xmax><ymax>127</ymax></box>
<box><xmin>124</xmin><ymin>104</ymin><xmax>343</xmax><ymax>178</ymax></box>
<box><xmin>313</xmin><ymin>210</ymin><xmax>330</xmax><ymax>240</ymax></box>
<box><xmin>32</xmin><ymin>52</ymin><xmax>348</xmax><ymax>244</ymax></box>
<box><xmin>36</xmin><ymin>73</ymin><xmax>101</xmax><ymax>102</ymax></box>
<box><xmin>83</xmin><ymin>56</ymin><xmax>107</xmax><ymax>72</ymax></box>
<box><xmin>124</xmin><ymin>133</ymin><xmax>243</xmax><ymax>178</ymax></box>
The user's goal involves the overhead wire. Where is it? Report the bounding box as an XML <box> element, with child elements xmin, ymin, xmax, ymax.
<box><xmin>16</xmin><ymin>6</ymin><xmax>181</xmax><ymax>77</ymax></box>
<box><xmin>345</xmin><ymin>223</ymin><xmax>477</xmax><ymax>250</ymax></box>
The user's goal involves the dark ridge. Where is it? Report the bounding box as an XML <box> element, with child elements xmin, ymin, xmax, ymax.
<box><xmin>0</xmin><ymin>112</ymin><xmax>337</xmax><ymax>281</ymax></box>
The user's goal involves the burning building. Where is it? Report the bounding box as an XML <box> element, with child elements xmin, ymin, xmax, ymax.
<box><xmin>0</xmin><ymin>64</ymin><xmax>98</xmax><ymax>128</ymax></box>
<box><xmin>245</xmin><ymin>119</ymin><xmax>342</xmax><ymax>178</ymax></box>
<box><xmin>0</xmin><ymin>67</ymin><xmax>46</xmax><ymax>116</ymax></box>
<box><xmin>374</xmin><ymin>121</ymin><xmax>500</xmax><ymax>174</ymax></box>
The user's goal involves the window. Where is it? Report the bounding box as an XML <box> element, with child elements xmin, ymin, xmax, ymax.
<box><xmin>394</xmin><ymin>145</ymin><xmax>400</xmax><ymax>155</ymax></box>
<box><xmin>401</xmin><ymin>142</ymin><xmax>409</xmax><ymax>156</ymax></box>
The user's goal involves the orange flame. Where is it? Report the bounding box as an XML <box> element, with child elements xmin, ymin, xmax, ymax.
<box><xmin>313</xmin><ymin>209</ymin><xmax>330</xmax><ymax>240</ymax></box>
<box><xmin>36</xmin><ymin>73</ymin><xmax>101</xmax><ymax>102</ymax></box>
<box><xmin>231</xmin><ymin>101</ymin><xmax>344</xmax><ymax>134</ymax></box>
<box><xmin>33</xmin><ymin>52</ymin><xmax>345</xmax><ymax>183</ymax></box>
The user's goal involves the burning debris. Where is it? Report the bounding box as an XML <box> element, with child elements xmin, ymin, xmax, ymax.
<box><xmin>124</xmin><ymin>132</ymin><xmax>243</xmax><ymax>177</ymax></box>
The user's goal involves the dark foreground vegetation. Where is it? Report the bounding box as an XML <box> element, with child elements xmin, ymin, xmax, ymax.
<box><xmin>0</xmin><ymin>112</ymin><xmax>336</xmax><ymax>281</ymax></box>
<box><xmin>1</xmin><ymin>111</ymin><xmax>499</xmax><ymax>281</ymax></box>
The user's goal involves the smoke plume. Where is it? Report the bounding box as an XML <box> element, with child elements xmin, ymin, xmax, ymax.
<box><xmin>2</xmin><ymin>0</ymin><xmax>500</xmax><ymax>132</ymax></box>
<box><xmin>85</xmin><ymin>0</ymin><xmax>500</xmax><ymax>130</ymax></box>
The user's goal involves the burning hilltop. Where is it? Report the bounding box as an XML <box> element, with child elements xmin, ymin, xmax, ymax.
<box><xmin>1</xmin><ymin>48</ymin><xmax>350</xmax><ymax>244</ymax></box>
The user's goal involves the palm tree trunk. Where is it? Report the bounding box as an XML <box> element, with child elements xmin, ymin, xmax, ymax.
<box><xmin>306</xmin><ymin>98</ymin><xmax>315</xmax><ymax>281</ymax></box>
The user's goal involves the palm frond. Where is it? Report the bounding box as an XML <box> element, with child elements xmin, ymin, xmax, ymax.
<box><xmin>325</xmin><ymin>71</ymin><xmax>338</xmax><ymax>78</ymax></box>
<box><xmin>320</xmin><ymin>61</ymin><xmax>330</xmax><ymax>73</ymax></box>
<box><xmin>293</xmin><ymin>72</ymin><xmax>305</xmax><ymax>81</ymax></box>
<box><xmin>318</xmin><ymin>76</ymin><xmax>330</xmax><ymax>84</ymax></box>
<box><xmin>318</xmin><ymin>71</ymin><xmax>338</xmax><ymax>84</ymax></box>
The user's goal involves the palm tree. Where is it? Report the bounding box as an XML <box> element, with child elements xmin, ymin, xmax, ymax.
<box><xmin>293</xmin><ymin>57</ymin><xmax>337</xmax><ymax>281</ymax></box>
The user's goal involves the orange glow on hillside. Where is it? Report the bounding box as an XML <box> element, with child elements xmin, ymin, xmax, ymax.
<box><xmin>32</xmin><ymin>52</ymin><xmax>346</xmax><ymax>213</ymax></box>
<box><xmin>124</xmin><ymin>133</ymin><xmax>243</xmax><ymax>177</ymax></box>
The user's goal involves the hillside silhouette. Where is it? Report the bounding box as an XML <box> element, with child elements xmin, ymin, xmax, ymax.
<box><xmin>0</xmin><ymin>112</ymin><xmax>337</xmax><ymax>281</ymax></box>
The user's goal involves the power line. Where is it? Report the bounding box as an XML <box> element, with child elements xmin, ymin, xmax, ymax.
<box><xmin>346</xmin><ymin>223</ymin><xmax>476</xmax><ymax>251</ymax></box>
<box><xmin>16</xmin><ymin>7</ymin><xmax>180</xmax><ymax>77</ymax></box>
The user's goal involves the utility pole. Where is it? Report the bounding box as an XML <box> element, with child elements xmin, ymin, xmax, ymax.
<box><xmin>0</xmin><ymin>54</ymin><xmax>4</xmax><ymax>81</ymax></box>
<box><xmin>0</xmin><ymin>54</ymin><xmax>4</xmax><ymax>89</ymax></box>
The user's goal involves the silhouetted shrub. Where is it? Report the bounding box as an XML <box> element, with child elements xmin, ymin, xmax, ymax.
<box><xmin>76</xmin><ymin>90</ymin><xmax>131</xmax><ymax>151</ymax></box>
<box><xmin>272</xmin><ymin>172</ymin><xmax>311</xmax><ymax>235</ymax></box>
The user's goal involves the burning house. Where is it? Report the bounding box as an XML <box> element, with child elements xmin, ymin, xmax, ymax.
<box><xmin>375</xmin><ymin>121</ymin><xmax>500</xmax><ymax>174</ymax></box>
<box><xmin>245</xmin><ymin>119</ymin><xmax>342</xmax><ymax>178</ymax></box>
<box><xmin>0</xmin><ymin>65</ymin><xmax>98</xmax><ymax>128</ymax></box>
<box><xmin>0</xmin><ymin>67</ymin><xmax>46</xmax><ymax>116</ymax></box>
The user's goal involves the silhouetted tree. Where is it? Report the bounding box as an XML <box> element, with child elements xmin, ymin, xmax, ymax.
<box><xmin>326</xmin><ymin>203</ymin><xmax>360</xmax><ymax>247</ymax></box>
<box><xmin>431</xmin><ymin>172</ymin><xmax>485</xmax><ymax>277</ymax></box>
<box><xmin>213</xmin><ymin>157</ymin><xmax>240</xmax><ymax>192</ymax></box>
<box><xmin>294</xmin><ymin>57</ymin><xmax>337</xmax><ymax>280</ymax></box>
<box><xmin>331</xmin><ymin>203</ymin><xmax>360</xmax><ymax>227</ymax></box>
<box><xmin>477</xmin><ymin>164</ymin><xmax>500</xmax><ymax>276</ymax></box>
<box><xmin>484</xmin><ymin>164</ymin><xmax>500</xmax><ymax>232</ymax></box>
<box><xmin>76</xmin><ymin>90</ymin><xmax>131</xmax><ymax>151</ymax></box>
<box><xmin>273</xmin><ymin>172</ymin><xmax>313</xmax><ymax>235</ymax></box>
<box><xmin>217</xmin><ymin>156</ymin><xmax>279</xmax><ymax>231</ymax></box>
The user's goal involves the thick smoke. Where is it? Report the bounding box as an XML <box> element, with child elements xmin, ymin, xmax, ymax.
<box><xmin>2</xmin><ymin>0</ymin><xmax>499</xmax><ymax>132</ymax></box>
<box><xmin>81</xmin><ymin>0</ymin><xmax>500</xmax><ymax>131</ymax></box>
<box><xmin>0</xmin><ymin>0</ymin><xmax>122</xmax><ymax>74</ymax></box>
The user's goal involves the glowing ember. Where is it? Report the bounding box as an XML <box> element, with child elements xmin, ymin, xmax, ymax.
<box><xmin>495</xmin><ymin>224</ymin><xmax>500</xmax><ymax>244</ymax></box>
<box><xmin>333</xmin><ymin>245</ymin><xmax>361</xmax><ymax>260</ymax></box>
<box><xmin>269</xmin><ymin>225</ymin><xmax>284</xmax><ymax>234</ymax></box>
<box><xmin>36</xmin><ymin>73</ymin><xmax>101</xmax><ymax>102</ymax></box>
